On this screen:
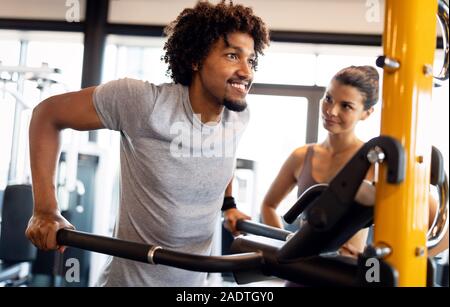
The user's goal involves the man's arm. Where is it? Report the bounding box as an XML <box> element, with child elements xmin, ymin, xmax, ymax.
<box><xmin>26</xmin><ymin>86</ymin><xmax>104</xmax><ymax>251</ymax></box>
<box><xmin>224</xmin><ymin>179</ymin><xmax>233</xmax><ymax>197</ymax></box>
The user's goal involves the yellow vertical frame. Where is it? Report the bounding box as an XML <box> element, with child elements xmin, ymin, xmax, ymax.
<box><xmin>374</xmin><ymin>0</ymin><xmax>438</xmax><ymax>286</ymax></box>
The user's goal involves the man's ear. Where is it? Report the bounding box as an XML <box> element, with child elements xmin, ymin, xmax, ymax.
<box><xmin>361</xmin><ymin>106</ymin><xmax>374</xmax><ymax>120</ymax></box>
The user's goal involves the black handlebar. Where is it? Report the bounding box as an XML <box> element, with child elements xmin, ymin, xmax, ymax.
<box><xmin>56</xmin><ymin>229</ymin><xmax>263</xmax><ymax>272</ymax></box>
<box><xmin>283</xmin><ymin>184</ymin><xmax>328</xmax><ymax>224</ymax></box>
<box><xmin>235</xmin><ymin>219</ymin><xmax>292</xmax><ymax>241</ymax></box>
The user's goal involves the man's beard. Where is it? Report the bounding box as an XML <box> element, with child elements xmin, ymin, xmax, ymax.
<box><xmin>223</xmin><ymin>98</ymin><xmax>247</xmax><ymax>112</ymax></box>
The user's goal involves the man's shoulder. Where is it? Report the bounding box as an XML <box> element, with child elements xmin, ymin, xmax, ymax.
<box><xmin>118</xmin><ymin>79</ymin><xmax>188</xmax><ymax>106</ymax></box>
<box><xmin>147</xmin><ymin>81</ymin><xmax>187</xmax><ymax>99</ymax></box>
<box><xmin>105</xmin><ymin>78</ymin><xmax>184</xmax><ymax>93</ymax></box>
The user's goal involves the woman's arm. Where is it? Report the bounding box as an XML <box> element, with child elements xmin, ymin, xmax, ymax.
<box><xmin>261</xmin><ymin>148</ymin><xmax>305</xmax><ymax>228</ymax></box>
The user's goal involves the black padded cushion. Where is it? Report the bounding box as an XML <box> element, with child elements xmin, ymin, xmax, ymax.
<box><xmin>0</xmin><ymin>184</ymin><xmax>37</xmax><ymax>262</ymax></box>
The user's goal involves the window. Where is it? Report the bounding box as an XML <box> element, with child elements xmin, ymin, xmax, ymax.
<box><xmin>237</xmin><ymin>94</ymin><xmax>308</xmax><ymax>216</ymax></box>
<box><xmin>0</xmin><ymin>37</ymin><xmax>21</xmax><ymax>188</ymax></box>
<box><xmin>0</xmin><ymin>31</ymin><xmax>84</xmax><ymax>187</ymax></box>
<box><xmin>102</xmin><ymin>35</ymin><xmax>169</xmax><ymax>84</ymax></box>
<box><xmin>255</xmin><ymin>50</ymin><xmax>316</xmax><ymax>85</ymax></box>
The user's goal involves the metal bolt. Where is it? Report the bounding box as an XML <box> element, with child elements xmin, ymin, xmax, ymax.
<box><xmin>376</xmin><ymin>55</ymin><xmax>400</xmax><ymax>72</ymax></box>
<box><xmin>415</xmin><ymin>247</ymin><xmax>425</xmax><ymax>257</ymax></box>
<box><xmin>423</xmin><ymin>64</ymin><xmax>433</xmax><ymax>76</ymax></box>
<box><xmin>417</xmin><ymin>156</ymin><xmax>424</xmax><ymax>163</ymax></box>
<box><xmin>367</xmin><ymin>146</ymin><xmax>385</xmax><ymax>164</ymax></box>
<box><xmin>364</xmin><ymin>244</ymin><xmax>392</xmax><ymax>258</ymax></box>
<box><xmin>375</xmin><ymin>245</ymin><xmax>391</xmax><ymax>258</ymax></box>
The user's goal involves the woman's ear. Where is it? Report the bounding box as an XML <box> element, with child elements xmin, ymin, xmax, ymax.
<box><xmin>361</xmin><ymin>106</ymin><xmax>374</xmax><ymax>120</ymax></box>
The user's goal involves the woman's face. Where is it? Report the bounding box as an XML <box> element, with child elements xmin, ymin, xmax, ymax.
<box><xmin>320</xmin><ymin>80</ymin><xmax>373</xmax><ymax>135</ymax></box>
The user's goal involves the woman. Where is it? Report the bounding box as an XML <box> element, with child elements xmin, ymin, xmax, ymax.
<box><xmin>261</xmin><ymin>65</ymin><xmax>379</xmax><ymax>257</ymax></box>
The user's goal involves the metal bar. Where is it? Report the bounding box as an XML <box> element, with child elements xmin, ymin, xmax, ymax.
<box><xmin>0</xmin><ymin>19</ymin><xmax>84</xmax><ymax>32</ymax></box>
<box><xmin>236</xmin><ymin>219</ymin><xmax>292</xmax><ymax>241</ymax></box>
<box><xmin>7</xmin><ymin>40</ymin><xmax>27</xmax><ymax>183</ymax></box>
<box><xmin>374</xmin><ymin>0</ymin><xmax>438</xmax><ymax>286</ymax></box>
<box><xmin>57</xmin><ymin>229</ymin><xmax>263</xmax><ymax>273</ymax></box>
<box><xmin>0</xmin><ymin>19</ymin><xmax>445</xmax><ymax>49</ymax></box>
<box><xmin>81</xmin><ymin>0</ymin><xmax>108</xmax><ymax>88</ymax></box>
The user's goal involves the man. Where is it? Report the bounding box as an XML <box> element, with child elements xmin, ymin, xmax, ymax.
<box><xmin>25</xmin><ymin>1</ymin><xmax>270</xmax><ymax>286</ymax></box>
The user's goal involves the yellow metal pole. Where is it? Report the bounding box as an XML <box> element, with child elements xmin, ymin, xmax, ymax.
<box><xmin>374</xmin><ymin>0</ymin><xmax>438</xmax><ymax>286</ymax></box>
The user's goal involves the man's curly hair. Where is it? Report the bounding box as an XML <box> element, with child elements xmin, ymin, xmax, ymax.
<box><xmin>162</xmin><ymin>1</ymin><xmax>270</xmax><ymax>85</ymax></box>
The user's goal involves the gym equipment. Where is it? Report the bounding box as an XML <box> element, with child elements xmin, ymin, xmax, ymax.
<box><xmin>0</xmin><ymin>62</ymin><xmax>62</xmax><ymax>184</ymax></box>
<box><xmin>243</xmin><ymin>145</ymin><xmax>448</xmax><ymax>252</ymax></box>
<box><xmin>55</xmin><ymin>136</ymin><xmax>408</xmax><ymax>286</ymax></box>
<box><xmin>54</xmin><ymin>128</ymin><xmax>448</xmax><ymax>286</ymax></box>
<box><xmin>427</xmin><ymin>146</ymin><xmax>449</xmax><ymax>249</ymax></box>
<box><xmin>373</xmin><ymin>0</ymin><xmax>449</xmax><ymax>285</ymax></box>
<box><xmin>235</xmin><ymin>219</ymin><xmax>292</xmax><ymax>242</ymax></box>
<box><xmin>0</xmin><ymin>62</ymin><xmax>61</xmax><ymax>98</ymax></box>
<box><xmin>0</xmin><ymin>184</ymin><xmax>36</xmax><ymax>286</ymax></box>
<box><xmin>436</xmin><ymin>0</ymin><xmax>449</xmax><ymax>82</ymax></box>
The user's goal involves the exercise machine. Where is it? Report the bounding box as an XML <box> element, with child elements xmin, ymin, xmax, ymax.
<box><xmin>54</xmin><ymin>135</ymin><xmax>448</xmax><ymax>286</ymax></box>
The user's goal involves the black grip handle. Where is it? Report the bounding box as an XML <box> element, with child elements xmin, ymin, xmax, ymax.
<box><xmin>284</xmin><ymin>184</ymin><xmax>328</xmax><ymax>224</ymax></box>
<box><xmin>57</xmin><ymin>228</ymin><xmax>150</xmax><ymax>263</ymax></box>
<box><xmin>57</xmin><ymin>229</ymin><xmax>263</xmax><ymax>272</ymax></box>
<box><xmin>236</xmin><ymin>219</ymin><xmax>292</xmax><ymax>241</ymax></box>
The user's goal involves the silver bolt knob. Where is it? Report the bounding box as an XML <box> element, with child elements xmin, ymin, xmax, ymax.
<box><xmin>367</xmin><ymin>146</ymin><xmax>385</xmax><ymax>164</ymax></box>
<box><xmin>376</xmin><ymin>55</ymin><xmax>400</xmax><ymax>72</ymax></box>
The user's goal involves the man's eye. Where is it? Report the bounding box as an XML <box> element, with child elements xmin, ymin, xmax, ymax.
<box><xmin>227</xmin><ymin>54</ymin><xmax>238</xmax><ymax>60</ymax></box>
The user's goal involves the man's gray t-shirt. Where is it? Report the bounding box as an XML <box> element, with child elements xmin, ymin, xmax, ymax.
<box><xmin>92</xmin><ymin>78</ymin><xmax>249</xmax><ymax>286</ymax></box>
